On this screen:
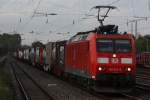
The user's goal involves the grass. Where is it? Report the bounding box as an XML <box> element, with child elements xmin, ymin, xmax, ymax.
<box><xmin>0</xmin><ymin>66</ymin><xmax>10</xmax><ymax>100</ymax></box>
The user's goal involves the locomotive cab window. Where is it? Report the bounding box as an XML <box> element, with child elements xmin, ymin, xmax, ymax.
<box><xmin>115</xmin><ymin>40</ymin><xmax>131</xmax><ymax>53</ymax></box>
<box><xmin>96</xmin><ymin>40</ymin><xmax>113</xmax><ymax>52</ymax></box>
<box><xmin>97</xmin><ymin>39</ymin><xmax>132</xmax><ymax>53</ymax></box>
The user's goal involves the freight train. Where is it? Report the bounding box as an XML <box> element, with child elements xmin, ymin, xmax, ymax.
<box><xmin>14</xmin><ymin>6</ymin><xmax>136</xmax><ymax>93</ymax></box>
<box><xmin>136</xmin><ymin>52</ymin><xmax>150</xmax><ymax>67</ymax></box>
<box><xmin>14</xmin><ymin>28</ymin><xmax>136</xmax><ymax>92</ymax></box>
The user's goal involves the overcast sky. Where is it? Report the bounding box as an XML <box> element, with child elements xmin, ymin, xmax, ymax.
<box><xmin>0</xmin><ymin>0</ymin><xmax>150</xmax><ymax>45</ymax></box>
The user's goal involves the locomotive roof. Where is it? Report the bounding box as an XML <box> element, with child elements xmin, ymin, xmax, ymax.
<box><xmin>96</xmin><ymin>33</ymin><xmax>135</xmax><ymax>39</ymax></box>
<box><xmin>77</xmin><ymin>25</ymin><xmax>119</xmax><ymax>35</ymax></box>
<box><xmin>76</xmin><ymin>24</ymin><xmax>135</xmax><ymax>39</ymax></box>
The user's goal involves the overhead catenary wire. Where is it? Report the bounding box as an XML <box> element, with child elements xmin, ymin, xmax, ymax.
<box><xmin>16</xmin><ymin>0</ymin><xmax>150</xmax><ymax>36</ymax></box>
<box><xmin>32</xmin><ymin>0</ymin><xmax>42</xmax><ymax>17</ymax></box>
<box><xmin>16</xmin><ymin>0</ymin><xmax>43</xmax><ymax>32</ymax></box>
<box><xmin>37</xmin><ymin>3</ymin><xmax>133</xmax><ymax>34</ymax></box>
<box><xmin>27</xmin><ymin>1</ymin><xmax>117</xmax><ymax>34</ymax></box>
<box><xmin>0</xmin><ymin>0</ymin><xmax>150</xmax><ymax>44</ymax></box>
<box><xmin>108</xmin><ymin>0</ymin><xmax>121</xmax><ymax>5</ymax></box>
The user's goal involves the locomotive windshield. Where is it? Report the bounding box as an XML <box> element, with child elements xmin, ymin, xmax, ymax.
<box><xmin>96</xmin><ymin>40</ymin><xmax>113</xmax><ymax>52</ymax></box>
<box><xmin>115</xmin><ymin>40</ymin><xmax>131</xmax><ymax>52</ymax></box>
<box><xmin>97</xmin><ymin>39</ymin><xmax>131</xmax><ymax>53</ymax></box>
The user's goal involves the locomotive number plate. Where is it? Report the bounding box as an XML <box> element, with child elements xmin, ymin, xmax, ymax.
<box><xmin>108</xmin><ymin>67</ymin><xmax>122</xmax><ymax>72</ymax></box>
<box><xmin>111</xmin><ymin>58</ymin><xmax>119</xmax><ymax>63</ymax></box>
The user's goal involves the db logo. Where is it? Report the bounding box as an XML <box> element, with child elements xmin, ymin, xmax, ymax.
<box><xmin>111</xmin><ymin>58</ymin><xmax>119</xmax><ymax>63</ymax></box>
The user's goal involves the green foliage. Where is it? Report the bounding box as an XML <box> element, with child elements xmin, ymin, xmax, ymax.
<box><xmin>0</xmin><ymin>33</ymin><xmax>21</xmax><ymax>54</ymax></box>
<box><xmin>136</xmin><ymin>35</ymin><xmax>150</xmax><ymax>52</ymax></box>
<box><xmin>0</xmin><ymin>67</ymin><xmax>10</xmax><ymax>100</ymax></box>
<box><xmin>32</xmin><ymin>41</ymin><xmax>44</xmax><ymax>47</ymax></box>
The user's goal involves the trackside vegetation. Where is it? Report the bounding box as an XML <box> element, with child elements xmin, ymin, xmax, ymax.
<box><xmin>0</xmin><ymin>61</ymin><xmax>11</xmax><ymax>100</ymax></box>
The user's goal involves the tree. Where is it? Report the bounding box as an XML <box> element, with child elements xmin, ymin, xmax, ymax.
<box><xmin>136</xmin><ymin>35</ymin><xmax>150</xmax><ymax>52</ymax></box>
<box><xmin>0</xmin><ymin>33</ymin><xmax>21</xmax><ymax>55</ymax></box>
<box><xmin>32</xmin><ymin>41</ymin><xmax>44</xmax><ymax>48</ymax></box>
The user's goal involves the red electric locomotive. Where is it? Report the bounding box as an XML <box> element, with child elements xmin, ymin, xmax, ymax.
<box><xmin>65</xmin><ymin>6</ymin><xmax>136</xmax><ymax>92</ymax></box>
<box><xmin>14</xmin><ymin>6</ymin><xmax>136</xmax><ymax>93</ymax></box>
<box><xmin>65</xmin><ymin>30</ymin><xmax>136</xmax><ymax>92</ymax></box>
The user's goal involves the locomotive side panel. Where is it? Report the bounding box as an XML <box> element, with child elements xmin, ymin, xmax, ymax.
<box><xmin>65</xmin><ymin>41</ymin><xmax>91</xmax><ymax>78</ymax></box>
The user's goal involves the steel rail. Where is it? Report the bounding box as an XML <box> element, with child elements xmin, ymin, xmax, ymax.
<box><xmin>12</xmin><ymin>62</ymin><xmax>54</xmax><ymax>100</ymax></box>
<box><xmin>136</xmin><ymin>83</ymin><xmax>150</xmax><ymax>92</ymax></box>
<box><xmin>10</xmin><ymin>63</ymin><xmax>30</xmax><ymax>100</ymax></box>
<box><xmin>121</xmin><ymin>93</ymin><xmax>142</xmax><ymax>100</ymax></box>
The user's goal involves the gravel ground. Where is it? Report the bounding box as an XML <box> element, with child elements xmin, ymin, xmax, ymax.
<box><xmin>10</xmin><ymin>57</ymin><xmax>102</xmax><ymax>100</ymax></box>
<box><xmin>7</xmin><ymin>56</ymin><xmax>150</xmax><ymax>100</ymax></box>
<box><xmin>4</xmin><ymin>58</ymin><xmax>25</xmax><ymax>100</ymax></box>
<box><xmin>136</xmin><ymin>67</ymin><xmax>150</xmax><ymax>84</ymax></box>
<box><xmin>0</xmin><ymin>56</ymin><xmax>25</xmax><ymax>100</ymax></box>
<box><xmin>11</xmin><ymin>62</ymin><xmax>52</xmax><ymax>100</ymax></box>
<box><xmin>136</xmin><ymin>67</ymin><xmax>150</xmax><ymax>100</ymax></box>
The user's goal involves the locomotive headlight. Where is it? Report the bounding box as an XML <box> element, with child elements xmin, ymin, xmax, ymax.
<box><xmin>121</xmin><ymin>58</ymin><xmax>132</xmax><ymax>64</ymax></box>
<box><xmin>97</xmin><ymin>58</ymin><xmax>109</xmax><ymax>64</ymax></box>
<box><xmin>98</xmin><ymin>67</ymin><xmax>103</xmax><ymax>71</ymax></box>
<box><xmin>113</xmin><ymin>54</ymin><xmax>116</xmax><ymax>58</ymax></box>
<box><xmin>127</xmin><ymin>67</ymin><xmax>132</xmax><ymax>72</ymax></box>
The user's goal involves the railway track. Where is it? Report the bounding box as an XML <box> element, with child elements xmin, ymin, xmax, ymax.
<box><xmin>16</xmin><ymin>59</ymin><xmax>142</xmax><ymax>100</ymax></box>
<box><xmin>136</xmin><ymin>74</ymin><xmax>150</xmax><ymax>80</ymax></box>
<box><xmin>11</xmin><ymin>58</ymin><xmax>146</xmax><ymax>100</ymax></box>
<box><xmin>136</xmin><ymin>83</ymin><xmax>150</xmax><ymax>92</ymax></box>
<box><xmin>16</xmin><ymin>60</ymin><xmax>111</xmax><ymax>100</ymax></box>
<box><xmin>134</xmin><ymin>73</ymin><xmax>150</xmax><ymax>99</ymax></box>
<box><xmin>10</xmin><ymin>63</ymin><xmax>30</xmax><ymax>100</ymax></box>
<box><xmin>76</xmin><ymin>86</ymin><xmax>143</xmax><ymax>100</ymax></box>
<box><xmin>137</xmin><ymin>71</ymin><xmax>150</xmax><ymax>75</ymax></box>
<box><xmin>137</xmin><ymin>67</ymin><xmax>150</xmax><ymax>74</ymax></box>
<box><xmin>64</xmin><ymin>74</ymin><xmax>143</xmax><ymax>100</ymax></box>
<box><xmin>120</xmin><ymin>93</ymin><xmax>143</xmax><ymax>100</ymax></box>
<box><xmin>10</xmin><ymin>62</ymin><xmax>54</xmax><ymax>100</ymax></box>
<box><xmin>136</xmin><ymin>73</ymin><xmax>150</xmax><ymax>92</ymax></box>
<box><xmin>90</xmin><ymin>92</ymin><xmax>143</xmax><ymax>100</ymax></box>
